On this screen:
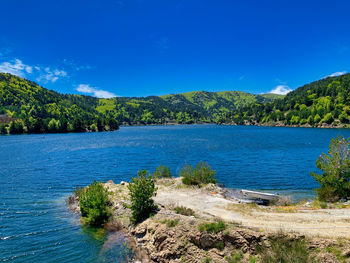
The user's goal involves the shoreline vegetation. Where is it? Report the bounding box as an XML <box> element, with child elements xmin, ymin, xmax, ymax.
<box><xmin>68</xmin><ymin>141</ymin><xmax>350</xmax><ymax>263</ymax></box>
<box><xmin>4</xmin><ymin>72</ymin><xmax>350</xmax><ymax>135</ymax></box>
<box><xmin>219</xmin><ymin>74</ymin><xmax>350</xmax><ymax>129</ymax></box>
<box><xmin>68</xmin><ymin>178</ymin><xmax>350</xmax><ymax>263</ymax></box>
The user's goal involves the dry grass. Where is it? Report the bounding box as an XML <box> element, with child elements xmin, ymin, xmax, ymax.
<box><xmin>226</xmin><ymin>203</ymin><xmax>261</xmax><ymax>215</ymax></box>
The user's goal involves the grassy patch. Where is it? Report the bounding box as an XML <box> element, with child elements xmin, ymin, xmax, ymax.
<box><xmin>215</xmin><ymin>241</ymin><xmax>225</xmax><ymax>250</ymax></box>
<box><xmin>199</xmin><ymin>221</ymin><xmax>226</xmax><ymax>234</ymax></box>
<box><xmin>224</xmin><ymin>251</ymin><xmax>243</xmax><ymax>263</ymax></box>
<box><xmin>174</xmin><ymin>206</ymin><xmax>195</xmax><ymax>216</ymax></box>
<box><xmin>162</xmin><ymin>219</ymin><xmax>180</xmax><ymax>227</ymax></box>
<box><xmin>310</xmin><ymin>200</ymin><xmax>328</xmax><ymax>209</ymax></box>
<box><xmin>202</xmin><ymin>256</ymin><xmax>212</xmax><ymax>263</ymax></box>
<box><xmin>257</xmin><ymin>234</ymin><xmax>312</xmax><ymax>263</ymax></box>
<box><xmin>326</xmin><ymin>245</ymin><xmax>349</xmax><ymax>262</ymax></box>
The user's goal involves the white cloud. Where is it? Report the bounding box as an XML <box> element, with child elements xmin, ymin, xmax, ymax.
<box><xmin>0</xmin><ymin>59</ymin><xmax>32</xmax><ymax>77</ymax></box>
<box><xmin>269</xmin><ymin>85</ymin><xmax>293</xmax><ymax>95</ymax></box>
<box><xmin>0</xmin><ymin>58</ymin><xmax>68</xmax><ymax>83</ymax></box>
<box><xmin>76</xmin><ymin>84</ymin><xmax>116</xmax><ymax>98</ymax></box>
<box><xmin>238</xmin><ymin>75</ymin><xmax>245</xmax><ymax>80</ymax></box>
<box><xmin>326</xmin><ymin>71</ymin><xmax>347</xmax><ymax>78</ymax></box>
<box><xmin>36</xmin><ymin>67</ymin><xmax>68</xmax><ymax>83</ymax></box>
<box><xmin>62</xmin><ymin>58</ymin><xmax>92</xmax><ymax>71</ymax></box>
<box><xmin>155</xmin><ymin>37</ymin><xmax>169</xmax><ymax>52</ymax></box>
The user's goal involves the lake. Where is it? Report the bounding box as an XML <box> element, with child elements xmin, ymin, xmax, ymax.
<box><xmin>1</xmin><ymin>125</ymin><xmax>350</xmax><ymax>262</ymax></box>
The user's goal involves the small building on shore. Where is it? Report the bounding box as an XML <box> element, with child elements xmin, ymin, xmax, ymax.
<box><xmin>0</xmin><ymin>114</ymin><xmax>15</xmax><ymax>124</ymax></box>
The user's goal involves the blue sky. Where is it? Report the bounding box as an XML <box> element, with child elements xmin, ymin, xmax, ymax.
<box><xmin>0</xmin><ymin>0</ymin><xmax>349</xmax><ymax>98</ymax></box>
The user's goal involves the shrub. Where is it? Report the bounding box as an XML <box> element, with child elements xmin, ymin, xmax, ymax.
<box><xmin>314</xmin><ymin>114</ymin><xmax>321</xmax><ymax>124</ymax></box>
<box><xmin>153</xmin><ymin>165</ymin><xmax>172</xmax><ymax>178</ymax></box>
<box><xmin>199</xmin><ymin>221</ymin><xmax>226</xmax><ymax>234</ymax></box>
<box><xmin>257</xmin><ymin>234</ymin><xmax>311</xmax><ymax>263</ymax></box>
<box><xmin>74</xmin><ymin>187</ymin><xmax>85</xmax><ymax>199</ymax></box>
<box><xmin>0</xmin><ymin>124</ymin><xmax>8</xmax><ymax>134</ymax></box>
<box><xmin>9</xmin><ymin>119</ymin><xmax>24</xmax><ymax>134</ymax></box>
<box><xmin>166</xmin><ymin>219</ymin><xmax>179</xmax><ymax>227</ymax></box>
<box><xmin>128</xmin><ymin>170</ymin><xmax>157</xmax><ymax>222</ymax></box>
<box><xmin>321</xmin><ymin>113</ymin><xmax>334</xmax><ymax>124</ymax></box>
<box><xmin>79</xmin><ymin>181</ymin><xmax>111</xmax><ymax>226</ymax></box>
<box><xmin>311</xmin><ymin>135</ymin><xmax>350</xmax><ymax>202</ymax></box>
<box><xmin>174</xmin><ymin>206</ymin><xmax>195</xmax><ymax>216</ymax></box>
<box><xmin>215</xmin><ymin>241</ymin><xmax>225</xmax><ymax>250</ymax></box>
<box><xmin>180</xmin><ymin>162</ymin><xmax>217</xmax><ymax>186</ymax></box>
<box><xmin>225</xmin><ymin>251</ymin><xmax>244</xmax><ymax>263</ymax></box>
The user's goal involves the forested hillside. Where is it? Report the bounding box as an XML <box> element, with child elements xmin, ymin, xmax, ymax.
<box><xmin>96</xmin><ymin>91</ymin><xmax>282</xmax><ymax>125</ymax></box>
<box><xmin>222</xmin><ymin>73</ymin><xmax>350</xmax><ymax>127</ymax></box>
<box><xmin>0</xmin><ymin>73</ymin><xmax>282</xmax><ymax>134</ymax></box>
<box><xmin>0</xmin><ymin>73</ymin><xmax>117</xmax><ymax>134</ymax></box>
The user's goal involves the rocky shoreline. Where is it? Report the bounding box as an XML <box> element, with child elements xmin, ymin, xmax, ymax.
<box><xmin>68</xmin><ymin>179</ymin><xmax>350</xmax><ymax>263</ymax></box>
<box><xmin>221</xmin><ymin>120</ymin><xmax>350</xmax><ymax>129</ymax></box>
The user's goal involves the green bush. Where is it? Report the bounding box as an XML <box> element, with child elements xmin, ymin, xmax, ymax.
<box><xmin>174</xmin><ymin>206</ymin><xmax>195</xmax><ymax>216</ymax></box>
<box><xmin>199</xmin><ymin>221</ymin><xmax>226</xmax><ymax>234</ymax></box>
<box><xmin>79</xmin><ymin>181</ymin><xmax>111</xmax><ymax>226</ymax></box>
<box><xmin>257</xmin><ymin>234</ymin><xmax>311</xmax><ymax>263</ymax></box>
<box><xmin>9</xmin><ymin>119</ymin><xmax>24</xmax><ymax>134</ymax></box>
<box><xmin>0</xmin><ymin>124</ymin><xmax>8</xmax><ymax>134</ymax></box>
<box><xmin>225</xmin><ymin>251</ymin><xmax>244</xmax><ymax>263</ymax></box>
<box><xmin>215</xmin><ymin>241</ymin><xmax>225</xmax><ymax>250</ymax></box>
<box><xmin>311</xmin><ymin>135</ymin><xmax>350</xmax><ymax>202</ymax></box>
<box><xmin>153</xmin><ymin>165</ymin><xmax>172</xmax><ymax>178</ymax></box>
<box><xmin>180</xmin><ymin>162</ymin><xmax>217</xmax><ymax>186</ymax></box>
<box><xmin>74</xmin><ymin>187</ymin><xmax>85</xmax><ymax>199</ymax></box>
<box><xmin>166</xmin><ymin>219</ymin><xmax>179</xmax><ymax>227</ymax></box>
<box><xmin>128</xmin><ymin>170</ymin><xmax>157</xmax><ymax>222</ymax></box>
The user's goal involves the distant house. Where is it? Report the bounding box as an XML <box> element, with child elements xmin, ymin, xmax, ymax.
<box><xmin>0</xmin><ymin>115</ymin><xmax>15</xmax><ymax>124</ymax></box>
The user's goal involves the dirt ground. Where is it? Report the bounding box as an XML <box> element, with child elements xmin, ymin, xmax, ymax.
<box><xmin>154</xmin><ymin>179</ymin><xmax>350</xmax><ymax>239</ymax></box>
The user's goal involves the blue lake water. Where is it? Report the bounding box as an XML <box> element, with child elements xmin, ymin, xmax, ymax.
<box><xmin>1</xmin><ymin>124</ymin><xmax>350</xmax><ymax>262</ymax></box>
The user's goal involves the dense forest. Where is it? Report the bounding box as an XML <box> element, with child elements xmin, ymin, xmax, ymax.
<box><xmin>221</xmin><ymin>73</ymin><xmax>350</xmax><ymax>127</ymax></box>
<box><xmin>0</xmin><ymin>73</ymin><xmax>281</xmax><ymax>134</ymax></box>
<box><xmin>0</xmin><ymin>73</ymin><xmax>118</xmax><ymax>134</ymax></box>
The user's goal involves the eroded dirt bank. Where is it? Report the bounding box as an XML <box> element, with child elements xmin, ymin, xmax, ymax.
<box><xmin>69</xmin><ymin>178</ymin><xmax>350</xmax><ymax>263</ymax></box>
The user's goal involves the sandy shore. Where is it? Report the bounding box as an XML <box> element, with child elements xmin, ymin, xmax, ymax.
<box><xmin>154</xmin><ymin>179</ymin><xmax>350</xmax><ymax>238</ymax></box>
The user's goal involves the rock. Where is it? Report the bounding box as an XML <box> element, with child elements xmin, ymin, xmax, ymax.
<box><xmin>316</xmin><ymin>253</ymin><xmax>338</xmax><ymax>263</ymax></box>
<box><xmin>133</xmin><ymin>224</ymin><xmax>147</xmax><ymax>238</ymax></box>
<box><xmin>224</xmin><ymin>231</ymin><xmax>248</xmax><ymax>248</ymax></box>
<box><xmin>199</xmin><ymin>233</ymin><xmax>217</xmax><ymax>248</ymax></box>
<box><xmin>236</xmin><ymin>229</ymin><xmax>263</xmax><ymax>243</ymax></box>
<box><xmin>341</xmin><ymin>249</ymin><xmax>350</xmax><ymax>257</ymax></box>
<box><xmin>120</xmin><ymin>181</ymin><xmax>128</xmax><ymax>185</ymax></box>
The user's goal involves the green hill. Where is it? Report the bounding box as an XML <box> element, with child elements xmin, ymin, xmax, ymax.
<box><xmin>223</xmin><ymin>73</ymin><xmax>350</xmax><ymax>127</ymax></box>
<box><xmin>0</xmin><ymin>73</ymin><xmax>118</xmax><ymax>134</ymax></box>
<box><xmin>95</xmin><ymin>91</ymin><xmax>283</xmax><ymax>125</ymax></box>
<box><xmin>0</xmin><ymin>72</ymin><xmax>283</xmax><ymax>134</ymax></box>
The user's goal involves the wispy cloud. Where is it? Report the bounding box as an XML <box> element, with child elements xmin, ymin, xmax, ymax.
<box><xmin>326</xmin><ymin>71</ymin><xmax>347</xmax><ymax>78</ymax></box>
<box><xmin>269</xmin><ymin>85</ymin><xmax>293</xmax><ymax>95</ymax></box>
<box><xmin>62</xmin><ymin>59</ymin><xmax>92</xmax><ymax>71</ymax></box>
<box><xmin>155</xmin><ymin>37</ymin><xmax>169</xmax><ymax>52</ymax></box>
<box><xmin>36</xmin><ymin>67</ymin><xmax>68</xmax><ymax>83</ymax></box>
<box><xmin>0</xmin><ymin>59</ymin><xmax>32</xmax><ymax>77</ymax></box>
<box><xmin>0</xmin><ymin>57</ymin><xmax>68</xmax><ymax>83</ymax></box>
<box><xmin>76</xmin><ymin>84</ymin><xmax>116</xmax><ymax>98</ymax></box>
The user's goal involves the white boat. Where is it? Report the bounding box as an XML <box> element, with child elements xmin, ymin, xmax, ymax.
<box><xmin>240</xmin><ymin>189</ymin><xmax>279</xmax><ymax>202</ymax></box>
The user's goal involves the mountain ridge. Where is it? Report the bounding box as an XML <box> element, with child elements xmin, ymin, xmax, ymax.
<box><xmin>222</xmin><ymin>73</ymin><xmax>350</xmax><ymax>128</ymax></box>
<box><xmin>0</xmin><ymin>72</ymin><xmax>284</xmax><ymax>134</ymax></box>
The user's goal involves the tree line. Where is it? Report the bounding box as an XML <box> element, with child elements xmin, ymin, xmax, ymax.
<box><xmin>220</xmin><ymin>74</ymin><xmax>350</xmax><ymax>127</ymax></box>
<box><xmin>0</xmin><ymin>72</ymin><xmax>282</xmax><ymax>135</ymax></box>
